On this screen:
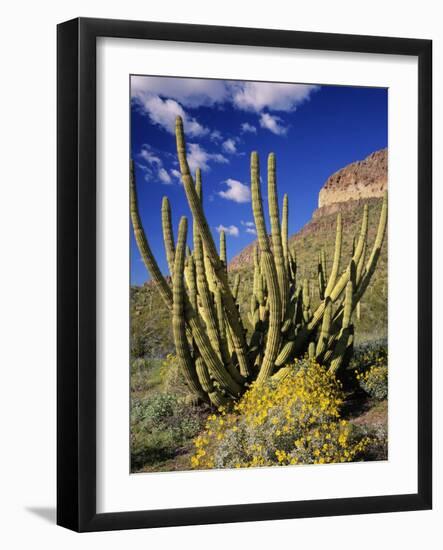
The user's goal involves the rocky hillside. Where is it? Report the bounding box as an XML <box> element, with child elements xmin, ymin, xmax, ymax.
<box><xmin>316</xmin><ymin>148</ymin><xmax>387</xmax><ymax>215</ymax></box>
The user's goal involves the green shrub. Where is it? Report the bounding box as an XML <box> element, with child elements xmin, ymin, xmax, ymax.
<box><xmin>130</xmin><ymin>357</ymin><xmax>163</xmax><ymax>394</ymax></box>
<box><xmin>350</xmin><ymin>340</ymin><xmax>387</xmax><ymax>371</ymax></box>
<box><xmin>131</xmin><ymin>392</ymin><xmax>206</xmax><ymax>471</ymax></box>
<box><xmin>356</xmin><ymin>365</ymin><xmax>388</xmax><ymax>400</ymax></box>
<box><xmin>130</xmin><ymin>285</ymin><xmax>174</xmax><ymax>358</ymax></box>
<box><xmin>159</xmin><ymin>354</ymin><xmax>191</xmax><ymax>399</ymax></box>
<box><xmin>351</xmin><ymin>340</ymin><xmax>388</xmax><ymax>400</ymax></box>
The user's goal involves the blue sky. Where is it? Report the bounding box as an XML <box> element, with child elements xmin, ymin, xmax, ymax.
<box><xmin>130</xmin><ymin>76</ymin><xmax>387</xmax><ymax>286</ymax></box>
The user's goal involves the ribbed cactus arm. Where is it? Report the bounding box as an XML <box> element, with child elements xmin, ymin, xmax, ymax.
<box><xmin>214</xmin><ymin>288</ymin><xmax>244</xmax><ymax>385</ymax></box>
<box><xmin>214</xmin><ymin>287</ymin><xmax>230</xmax><ymax>365</ymax></box>
<box><xmin>192</xmin><ymin>169</ymin><xmax>230</xmax><ymax>367</ymax></box>
<box><xmin>268</xmin><ymin>153</ymin><xmax>288</xmax><ymax>319</ymax></box>
<box><xmin>328</xmin><ymin>281</ymin><xmax>354</xmax><ymax>375</ymax></box>
<box><xmin>331</xmin><ymin>204</ymin><xmax>368</xmax><ymax>302</ymax></box>
<box><xmin>161</xmin><ymin>196</ymin><xmax>175</xmax><ymax>276</ymax></box>
<box><xmin>318</xmin><ymin>251</ymin><xmax>326</xmax><ymax>300</ymax></box>
<box><xmin>316</xmin><ymin>297</ymin><xmax>332</xmax><ymax>358</ymax></box>
<box><xmin>281</xmin><ymin>193</ymin><xmax>289</xmax><ymax>266</ymax></box>
<box><xmin>193</xmin><ymin>226</ymin><xmax>223</xmax><ymax>360</ymax></box>
<box><xmin>232</xmin><ymin>274</ymin><xmax>241</xmax><ymax>300</ymax></box>
<box><xmin>130</xmin><ymin>160</ymin><xmax>172</xmax><ymax>309</ymax></box>
<box><xmin>172</xmin><ymin>217</ymin><xmax>206</xmax><ymax>400</ymax></box>
<box><xmin>329</xmin><ymin>204</ymin><xmax>368</xmax><ymax>303</ymax></box>
<box><xmin>307</xmin><ymin>204</ymin><xmax>368</xmax><ymax>331</ymax></box>
<box><xmin>302</xmin><ymin>278</ymin><xmax>311</xmax><ymax>323</ymax></box>
<box><xmin>342</xmin><ymin>280</ymin><xmax>353</xmax><ymax>329</ymax></box>
<box><xmin>252</xmin><ymin>152</ymin><xmax>271</xmax><ymax>253</ymax></box>
<box><xmin>195</xmin><ymin>168</ymin><xmax>203</xmax><ymax>202</ymax></box>
<box><xmin>185</xmin><ymin>301</ymin><xmax>243</xmax><ymax>396</ymax></box>
<box><xmin>355</xmin><ymin>239</ymin><xmax>367</xmax><ymax>288</ymax></box>
<box><xmin>324</xmin><ymin>213</ymin><xmax>342</xmax><ymax>297</ymax></box>
<box><xmin>183</xmin><ymin>176</ymin><xmax>243</xmax><ymax>394</ymax></box>
<box><xmin>184</xmin><ymin>253</ymin><xmax>197</xmax><ymax>312</ymax></box>
<box><xmin>175</xmin><ymin>116</ymin><xmax>249</xmax><ymax>377</ymax></box>
<box><xmin>176</xmin><ymin>117</ymin><xmax>220</xmax><ymax>262</ymax></box>
<box><xmin>251</xmin><ymin>152</ymin><xmax>282</xmax><ymax>384</ymax></box>
<box><xmin>321</xmin><ymin>249</ymin><xmax>328</xmax><ymax>283</ymax></box>
<box><xmin>253</xmin><ymin>246</ymin><xmax>265</xmax><ymax>306</ymax></box>
<box><xmin>354</xmin><ymin>192</ymin><xmax>388</xmax><ymax>303</ymax></box>
<box><xmin>288</xmin><ymin>248</ymin><xmax>297</xmax><ymax>285</ymax></box>
<box><xmin>219</xmin><ymin>230</ymin><xmax>227</xmax><ymax>269</ymax></box>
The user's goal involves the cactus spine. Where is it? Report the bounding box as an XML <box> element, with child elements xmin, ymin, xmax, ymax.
<box><xmin>131</xmin><ymin>116</ymin><xmax>388</xmax><ymax>405</ymax></box>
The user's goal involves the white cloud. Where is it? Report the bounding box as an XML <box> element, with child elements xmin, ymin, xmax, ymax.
<box><xmin>158</xmin><ymin>168</ymin><xmax>172</xmax><ymax>184</ymax></box>
<box><xmin>131</xmin><ymin>77</ymin><xmax>318</xmax><ymax>114</ymax></box>
<box><xmin>218</xmin><ymin>179</ymin><xmax>251</xmax><ymax>203</ymax></box>
<box><xmin>171</xmin><ymin>169</ymin><xmax>181</xmax><ymax>179</ymax></box>
<box><xmin>131</xmin><ymin>76</ymin><xmax>229</xmax><ymax>107</ymax></box>
<box><xmin>134</xmin><ymin>93</ymin><xmax>207</xmax><ymax>137</ymax></box>
<box><xmin>139</xmin><ymin>146</ymin><xmax>161</xmax><ymax>166</ymax></box>
<box><xmin>241</xmin><ymin>220</ymin><xmax>257</xmax><ymax>235</ymax></box>
<box><xmin>210</xmin><ymin>130</ymin><xmax>223</xmax><ymax>142</ymax></box>
<box><xmin>187</xmin><ymin>143</ymin><xmax>228</xmax><ymax>173</ymax></box>
<box><xmin>231</xmin><ymin>82</ymin><xmax>319</xmax><ymax>113</ymax></box>
<box><xmin>132</xmin><ymin>76</ymin><xmax>320</xmax><ymax>142</ymax></box>
<box><xmin>259</xmin><ymin>113</ymin><xmax>288</xmax><ymax>135</ymax></box>
<box><xmin>216</xmin><ymin>224</ymin><xmax>239</xmax><ymax>237</ymax></box>
<box><xmin>222</xmin><ymin>138</ymin><xmax>237</xmax><ymax>154</ymax></box>
<box><xmin>138</xmin><ymin>145</ymin><xmax>173</xmax><ymax>185</ymax></box>
<box><xmin>241</xmin><ymin>122</ymin><xmax>257</xmax><ymax>134</ymax></box>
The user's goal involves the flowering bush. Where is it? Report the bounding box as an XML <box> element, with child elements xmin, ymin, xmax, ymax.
<box><xmin>191</xmin><ymin>360</ymin><xmax>370</xmax><ymax>469</ymax></box>
<box><xmin>350</xmin><ymin>341</ymin><xmax>388</xmax><ymax>401</ymax></box>
<box><xmin>350</xmin><ymin>341</ymin><xmax>387</xmax><ymax>371</ymax></box>
<box><xmin>356</xmin><ymin>364</ymin><xmax>388</xmax><ymax>400</ymax></box>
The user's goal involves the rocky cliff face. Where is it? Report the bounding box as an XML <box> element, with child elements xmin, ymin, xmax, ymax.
<box><xmin>316</xmin><ymin>148</ymin><xmax>387</xmax><ymax>216</ymax></box>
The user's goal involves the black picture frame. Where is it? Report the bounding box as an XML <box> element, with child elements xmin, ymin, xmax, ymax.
<box><xmin>57</xmin><ymin>17</ymin><xmax>432</xmax><ymax>532</ymax></box>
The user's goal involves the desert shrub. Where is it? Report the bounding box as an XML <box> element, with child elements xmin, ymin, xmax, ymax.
<box><xmin>350</xmin><ymin>340</ymin><xmax>387</xmax><ymax>371</ymax></box>
<box><xmin>130</xmin><ymin>323</ymin><xmax>172</xmax><ymax>359</ymax></box>
<box><xmin>356</xmin><ymin>365</ymin><xmax>388</xmax><ymax>400</ymax></box>
<box><xmin>130</xmin><ymin>285</ymin><xmax>174</xmax><ymax>358</ymax></box>
<box><xmin>354</xmin><ymin>423</ymin><xmax>388</xmax><ymax>461</ymax></box>
<box><xmin>351</xmin><ymin>340</ymin><xmax>388</xmax><ymax>400</ymax></box>
<box><xmin>130</xmin><ymin>357</ymin><xmax>163</xmax><ymax>394</ymax></box>
<box><xmin>131</xmin><ymin>392</ymin><xmax>206</xmax><ymax>470</ymax></box>
<box><xmin>191</xmin><ymin>360</ymin><xmax>370</xmax><ymax>470</ymax></box>
<box><xmin>160</xmin><ymin>354</ymin><xmax>191</xmax><ymax>398</ymax></box>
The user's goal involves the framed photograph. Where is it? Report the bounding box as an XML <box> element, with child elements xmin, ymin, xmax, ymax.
<box><xmin>57</xmin><ymin>17</ymin><xmax>432</xmax><ymax>532</ymax></box>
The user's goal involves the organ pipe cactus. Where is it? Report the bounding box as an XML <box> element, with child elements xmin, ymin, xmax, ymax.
<box><xmin>172</xmin><ymin>217</ymin><xmax>206</xmax><ymax>401</ymax></box>
<box><xmin>130</xmin><ymin>116</ymin><xmax>388</xmax><ymax>405</ymax></box>
<box><xmin>251</xmin><ymin>151</ymin><xmax>283</xmax><ymax>384</ymax></box>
